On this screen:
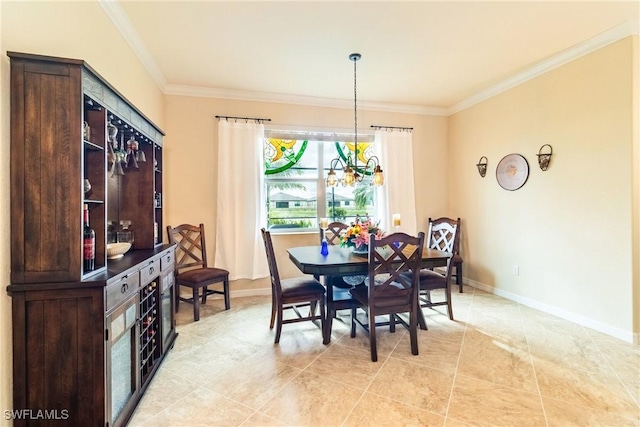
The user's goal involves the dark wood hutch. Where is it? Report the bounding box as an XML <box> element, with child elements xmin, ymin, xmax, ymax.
<box><xmin>7</xmin><ymin>52</ymin><xmax>177</xmax><ymax>426</ymax></box>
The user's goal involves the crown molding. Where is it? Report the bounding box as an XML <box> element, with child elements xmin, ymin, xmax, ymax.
<box><xmin>98</xmin><ymin>0</ymin><xmax>166</xmax><ymax>88</ymax></box>
<box><xmin>163</xmin><ymin>84</ymin><xmax>449</xmax><ymax>116</ymax></box>
<box><xmin>448</xmin><ymin>19</ymin><xmax>640</xmax><ymax>115</ymax></box>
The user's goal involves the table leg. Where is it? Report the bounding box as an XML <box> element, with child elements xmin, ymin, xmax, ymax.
<box><xmin>323</xmin><ymin>277</ymin><xmax>333</xmax><ymax>344</ymax></box>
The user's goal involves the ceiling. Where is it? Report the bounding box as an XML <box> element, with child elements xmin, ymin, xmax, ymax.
<box><xmin>105</xmin><ymin>1</ymin><xmax>639</xmax><ymax>114</ymax></box>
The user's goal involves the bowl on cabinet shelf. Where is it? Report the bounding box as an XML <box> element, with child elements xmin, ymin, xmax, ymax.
<box><xmin>107</xmin><ymin>242</ymin><xmax>132</xmax><ymax>259</ymax></box>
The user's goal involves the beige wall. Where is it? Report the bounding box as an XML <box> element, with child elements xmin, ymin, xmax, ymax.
<box><xmin>449</xmin><ymin>36</ymin><xmax>638</xmax><ymax>341</ymax></box>
<box><xmin>163</xmin><ymin>95</ymin><xmax>449</xmax><ymax>292</ymax></box>
<box><xmin>0</xmin><ymin>1</ymin><xmax>165</xmax><ymax>424</ymax></box>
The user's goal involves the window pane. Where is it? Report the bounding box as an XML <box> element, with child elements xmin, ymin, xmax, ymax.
<box><xmin>265</xmin><ymin>139</ymin><xmax>318</xmax><ymax>179</ymax></box>
<box><xmin>326</xmin><ymin>186</ymin><xmax>375</xmax><ymax>224</ymax></box>
<box><xmin>266</xmin><ymin>181</ymin><xmax>318</xmax><ymax>229</ymax></box>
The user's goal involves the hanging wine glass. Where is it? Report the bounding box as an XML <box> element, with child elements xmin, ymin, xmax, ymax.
<box><xmin>126</xmin><ymin>136</ymin><xmax>139</xmax><ymax>169</ymax></box>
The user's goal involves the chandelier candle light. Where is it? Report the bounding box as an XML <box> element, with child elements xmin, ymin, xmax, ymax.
<box><xmin>326</xmin><ymin>53</ymin><xmax>384</xmax><ymax>187</ymax></box>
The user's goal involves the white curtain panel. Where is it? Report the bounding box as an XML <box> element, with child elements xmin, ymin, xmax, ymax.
<box><xmin>373</xmin><ymin>129</ymin><xmax>418</xmax><ymax>235</ymax></box>
<box><xmin>215</xmin><ymin>120</ymin><xmax>269</xmax><ymax>280</ymax></box>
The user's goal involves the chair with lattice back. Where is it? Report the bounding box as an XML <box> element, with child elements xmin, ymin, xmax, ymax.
<box><xmin>416</xmin><ymin>217</ymin><xmax>460</xmax><ymax>320</ymax></box>
<box><xmin>321</xmin><ymin>222</ymin><xmax>363</xmax><ymax>315</ymax></box>
<box><xmin>166</xmin><ymin>223</ymin><xmax>230</xmax><ymax>321</ymax></box>
<box><xmin>428</xmin><ymin>217</ymin><xmax>463</xmax><ymax>291</ymax></box>
<box><xmin>349</xmin><ymin>231</ymin><xmax>425</xmax><ymax>362</ymax></box>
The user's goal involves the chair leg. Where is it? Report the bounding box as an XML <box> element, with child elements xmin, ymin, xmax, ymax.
<box><xmin>350</xmin><ymin>307</ymin><xmax>357</xmax><ymax>338</ymax></box>
<box><xmin>410</xmin><ymin>309</ymin><xmax>419</xmax><ymax>356</ymax></box>
<box><xmin>269</xmin><ymin>292</ymin><xmax>276</xmax><ymax>329</ymax></box>
<box><xmin>201</xmin><ymin>286</ymin><xmax>208</xmax><ymax>304</ymax></box>
<box><xmin>389</xmin><ymin>314</ymin><xmax>396</xmax><ymax>333</ymax></box>
<box><xmin>446</xmin><ymin>284</ymin><xmax>454</xmax><ymax>320</ymax></box>
<box><xmin>274</xmin><ymin>304</ymin><xmax>284</xmax><ymax>344</ymax></box>
<box><xmin>310</xmin><ymin>301</ymin><xmax>317</xmax><ymax>316</ymax></box>
<box><xmin>193</xmin><ymin>287</ymin><xmax>200</xmax><ymax>321</ymax></box>
<box><xmin>457</xmin><ymin>263</ymin><xmax>463</xmax><ymax>291</ymax></box>
<box><xmin>223</xmin><ymin>277</ymin><xmax>230</xmax><ymax>310</ymax></box>
<box><xmin>369</xmin><ymin>309</ymin><xmax>378</xmax><ymax>362</ymax></box>
<box><xmin>175</xmin><ymin>285</ymin><xmax>181</xmax><ymax>313</ymax></box>
<box><xmin>319</xmin><ymin>299</ymin><xmax>326</xmax><ymax>339</ymax></box>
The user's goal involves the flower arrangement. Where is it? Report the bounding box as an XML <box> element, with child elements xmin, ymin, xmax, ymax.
<box><xmin>340</xmin><ymin>215</ymin><xmax>384</xmax><ymax>249</ymax></box>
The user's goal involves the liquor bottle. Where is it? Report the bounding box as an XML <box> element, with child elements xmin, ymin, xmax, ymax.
<box><xmin>83</xmin><ymin>204</ymin><xmax>95</xmax><ymax>271</ymax></box>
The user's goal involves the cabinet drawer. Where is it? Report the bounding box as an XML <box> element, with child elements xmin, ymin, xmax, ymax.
<box><xmin>160</xmin><ymin>250</ymin><xmax>174</xmax><ymax>273</ymax></box>
<box><xmin>106</xmin><ymin>273</ymin><xmax>139</xmax><ymax>312</ymax></box>
<box><xmin>140</xmin><ymin>259</ymin><xmax>160</xmax><ymax>284</ymax></box>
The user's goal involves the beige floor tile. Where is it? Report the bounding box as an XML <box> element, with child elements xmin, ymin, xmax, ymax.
<box><xmin>305</xmin><ymin>342</ymin><xmax>383</xmax><ymax>389</ymax></box>
<box><xmin>447</xmin><ymin>374</ymin><xmax>546</xmax><ymax>427</ymax></box>
<box><xmin>543</xmin><ymin>395</ymin><xmax>640</xmax><ymax>426</ymax></box>
<box><xmin>534</xmin><ymin>356</ymin><xmax>639</xmax><ymax>418</ymax></box>
<box><xmin>391</xmin><ymin>331</ymin><xmax>462</xmax><ymax>373</ymax></box>
<box><xmin>211</xmin><ymin>356</ymin><xmax>303</xmax><ymax>409</ymax></box>
<box><xmin>368</xmin><ymin>357</ymin><xmax>455</xmax><ymax>415</ymax></box>
<box><xmin>258</xmin><ymin>370</ymin><xmax>363</xmax><ymax>426</ymax></box>
<box><xmin>133</xmin><ymin>388</ymin><xmax>255</xmax><ymax>426</ymax></box>
<box><xmin>457</xmin><ymin>328</ymin><xmax>538</xmax><ymax>392</ymax></box>
<box><xmin>240</xmin><ymin>411</ymin><xmax>286</xmax><ymax>426</ymax></box>
<box><xmin>420</xmin><ymin>312</ymin><xmax>467</xmax><ymax>345</ymax></box>
<box><xmin>343</xmin><ymin>391</ymin><xmax>446</xmax><ymax>426</ymax></box>
<box><xmin>127</xmin><ymin>370</ymin><xmax>202</xmax><ymax>425</ymax></box>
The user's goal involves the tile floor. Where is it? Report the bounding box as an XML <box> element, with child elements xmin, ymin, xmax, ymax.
<box><xmin>128</xmin><ymin>285</ymin><xmax>640</xmax><ymax>426</ymax></box>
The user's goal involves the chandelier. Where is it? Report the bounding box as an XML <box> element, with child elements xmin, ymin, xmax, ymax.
<box><xmin>326</xmin><ymin>53</ymin><xmax>384</xmax><ymax>187</ymax></box>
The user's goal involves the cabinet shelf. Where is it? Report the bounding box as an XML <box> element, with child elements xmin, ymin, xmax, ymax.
<box><xmin>84</xmin><ymin>140</ymin><xmax>104</xmax><ymax>151</ymax></box>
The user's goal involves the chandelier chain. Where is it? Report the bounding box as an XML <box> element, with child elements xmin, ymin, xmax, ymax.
<box><xmin>353</xmin><ymin>55</ymin><xmax>358</xmax><ymax>168</ymax></box>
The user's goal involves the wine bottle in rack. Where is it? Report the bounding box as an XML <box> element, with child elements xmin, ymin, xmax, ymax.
<box><xmin>83</xmin><ymin>204</ymin><xmax>95</xmax><ymax>272</ymax></box>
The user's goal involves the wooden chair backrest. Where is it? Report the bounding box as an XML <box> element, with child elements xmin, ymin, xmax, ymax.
<box><xmin>166</xmin><ymin>223</ymin><xmax>208</xmax><ymax>273</ymax></box>
<box><xmin>367</xmin><ymin>231</ymin><xmax>425</xmax><ymax>309</ymax></box>
<box><xmin>323</xmin><ymin>222</ymin><xmax>348</xmax><ymax>245</ymax></box>
<box><xmin>260</xmin><ymin>228</ymin><xmax>282</xmax><ymax>298</ymax></box>
<box><xmin>427</xmin><ymin>217</ymin><xmax>460</xmax><ymax>255</ymax></box>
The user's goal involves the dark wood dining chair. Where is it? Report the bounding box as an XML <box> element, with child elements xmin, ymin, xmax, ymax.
<box><xmin>166</xmin><ymin>223</ymin><xmax>230</xmax><ymax>321</ymax></box>
<box><xmin>321</xmin><ymin>221</ymin><xmax>363</xmax><ymax>308</ymax></box>
<box><xmin>349</xmin><ymin>231</ymin><xmax>425</xmax><ymax>362</ymax></box>
<box><xmin>323</xmin><ymin>221</ymin><xmax>366</xmax><ymax>287</ymax></box>
<box><xmin>261</xmin><ymin>228</ymin><xmax>325</xmax><ymax>344</ymax></box>
<box><xmin>428</xmin><ymin>217</ymin><xmax>463</xmax><ymax>291</ymax></box>
<box><xmin>416</xmin><ymin>218</ymin><xmax>460</xmax><ymax>320</ymax></box>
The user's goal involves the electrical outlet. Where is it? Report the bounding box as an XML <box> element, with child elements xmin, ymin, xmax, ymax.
<box><xmin>512</xmin><ymin>265</ymin><xmax>519</xmax><ymax>275</ymax></box>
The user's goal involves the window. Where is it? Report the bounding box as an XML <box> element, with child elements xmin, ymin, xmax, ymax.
<box><xmin>264</xmin><ymin>131</ymin><xmax>378</xmax><ymax>232</ymax></box>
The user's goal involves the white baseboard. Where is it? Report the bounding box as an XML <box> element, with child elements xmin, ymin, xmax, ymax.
<box><xmin>464</xmin><ymin>278</ymin><xmax>638</xmax><ymax>344</ymax></box>
<box><xmin>230</xmin><ymin>287</ymin><xmax>272</xmax><ymax>298</ymax></box>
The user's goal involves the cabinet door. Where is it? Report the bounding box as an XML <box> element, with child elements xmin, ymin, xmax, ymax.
<box><xmin>11</xmin><ymin>287</ymin><xmax>105</xmax><ymax>425</ymax></box>
<box><xmin>10</xmin><ymin>56</ymin><xmax>83</xmax><ymax>283</ymax></box>
<box><xmin>160</xmin><ymin>269</ymin><xmax>175</xmax><ymax>353</ymax></box>
<box><xmin>106</xmin><ymin>293</ymin><xmax>139</xmax><ymax>427</ymax></box>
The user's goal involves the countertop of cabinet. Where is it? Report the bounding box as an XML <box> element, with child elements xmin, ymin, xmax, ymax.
<box><xmin>6</xmin><ymin>244</ymin><xmax>175</xmax><ymax>293</ymax></box>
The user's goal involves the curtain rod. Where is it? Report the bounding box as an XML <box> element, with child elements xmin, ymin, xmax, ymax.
<box><xmin>215</xmin><ymin>115</ymin><xmax>271</xmax><ymax>123</ymax></box>
<box><xmin>370</xmin><ymin>125</ymin><xmax>413</xmax><ymax>131</ymax></box>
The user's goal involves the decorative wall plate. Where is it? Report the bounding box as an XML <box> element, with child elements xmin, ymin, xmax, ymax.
<box><xmin>496</xmin><ymin>154</ymin><xmax>529</xmax><ymax>191</ymax></box>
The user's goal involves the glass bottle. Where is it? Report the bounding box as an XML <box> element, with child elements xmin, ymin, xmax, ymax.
<box><xmin>83</xmin><ymin>204</ymin><xmax>95</xmax><ymax>272</ymax></box>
